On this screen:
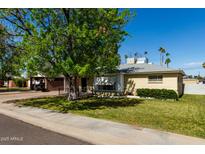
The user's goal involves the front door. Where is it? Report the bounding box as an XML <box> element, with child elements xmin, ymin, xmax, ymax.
<box><xmin>81</xmin><ymin>78</ymin><xmax>87</xmax><ymax>92</ymax></box>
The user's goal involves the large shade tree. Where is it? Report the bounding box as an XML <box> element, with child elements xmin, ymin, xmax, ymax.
<box><xmin>0</xmin><ymin>24</ymin><xmax>21</xmax><ymax>83</ymax></box>
<box><xmin>0</xmin><ymin>9</ymin><xmax>132</xmax><ymax>99</ymax></box>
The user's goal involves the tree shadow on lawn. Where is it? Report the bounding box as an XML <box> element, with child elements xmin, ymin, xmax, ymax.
<box><xmin>17</xmin><ymin>96</ymin><xmax>144</xmax><ymax>113</ymax></box>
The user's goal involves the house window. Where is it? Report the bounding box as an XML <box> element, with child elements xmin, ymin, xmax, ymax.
<box><xmin>94</xmin><ymin>76</ymin><xmax>117</xmax><ymax>91</ymax></box>
<box><xmin>148</xmin><ymin>75</ymin><xmax>163</xmax><ymax>83</ymax></box>
<box><xmin>97</xmin><ymin>84</ymin><xmax>116</xmax><ymax>91</ymax></box>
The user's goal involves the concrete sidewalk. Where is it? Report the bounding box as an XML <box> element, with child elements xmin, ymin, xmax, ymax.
<box><xmin>0</xmin><ymin>92</ymin><xmax>205</xmax><ymax>144</ymax></box>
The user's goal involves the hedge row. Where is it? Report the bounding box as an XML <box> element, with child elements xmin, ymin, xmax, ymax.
<box><xmin>136</xmin><ymin>88</ymin><xmax>178</xmax><ymax>100</ymax></box>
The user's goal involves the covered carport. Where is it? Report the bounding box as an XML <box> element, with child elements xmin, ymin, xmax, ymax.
<box><xmin>30</xmin><ymin>76</ymin><xmax>64</xmax><ymax>91</ymax></box>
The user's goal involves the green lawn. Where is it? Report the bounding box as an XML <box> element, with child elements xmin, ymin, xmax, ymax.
<box><xmin>11</xmin><ymin>94</ymin><xmax>205</xmax><ymax>138</ymax></box>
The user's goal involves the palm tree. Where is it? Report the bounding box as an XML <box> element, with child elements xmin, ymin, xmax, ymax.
<box><xmin>202</xmin><ymin>62</ymin><xmax>205</xmax><ymax>69</ymax></box>
<box><xmin>165</xmin><ymin>52</ymin><xmax>171</xmax><ymax>68</ymax></box>
<box><xmin>144</xmin><ymin>51</ymin><xmax>148</xmax><ymax>57</ymax></box>
<box><xmin>134</xmin><ymin>52</ymin><xmax>139</xmax><ymax>58</ymax></box>
<box><xmin>165</xmin><ymin>52</ymin><xmax>170</xmax><ymax>57</ymax></box>
<box><xmin>124</xmin><ymin>54</ymin><xmax>128</xmax><ymax>63</ymax></box>
<box><xmin>158</xmin><ymin>47</ymin><xmax>166</xmax><ymax>66</ymax></box>
<box><xmin>124</xmin><ymin>54</ymin><xmax>128</xmax><ymax>59</ymax></box>
<box><xmin>165</xmin><ymin>58</ymin><xmax>171</xmax><ymax>68</ymax></box>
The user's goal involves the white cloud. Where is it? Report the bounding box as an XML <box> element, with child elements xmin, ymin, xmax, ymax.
<box><xmin>182</xmin><ymin>61</ymin><xmax>205</xmax><ymax>76</ymax></box>
<box><xmin>184</xmin><ymin>61</ymin><xmax>203</xmax><ymax>67</ymax></box>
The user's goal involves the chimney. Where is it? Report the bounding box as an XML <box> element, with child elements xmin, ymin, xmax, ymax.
<box><xmin>126</xmin><ymin>57</ymin><xmax>149</xmax><ymax>64</ymax></box>
<box><xmin>126</xmin><ymin>57</ymin><xmax>136</xmax><ymax>64</ymax></box>
<box><xmin>136</xmin><ymin>57</ymin><xmax>148</xmax><ymax>64</ymax></box>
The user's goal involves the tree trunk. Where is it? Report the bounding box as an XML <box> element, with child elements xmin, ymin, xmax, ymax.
<box><xmin>71</xmin><ymin>76</ymin><xmax>77</xmax><ymax>100</ymax></box>
<box><xmin>64</xmin><ymin>76</ymin><xmax>71</xmax><ymax>100</ymax></box>
<box><xmin>162</xmin><ymin>54</ymin><xmax>164</xmax><ymax>66</ymax></box>
<box><xmin>7</xmin><ymin>78</ymin><xmax>9</xmax><ymax>88</ymax></box>
<box><xmin>30</xmin><ymin>77</ymin><xmax>33</xmax><ymax>90</ymax></box>
<box><xmin>64</xmin><ymin>75</ymin><xmax>78</xmax><ymax>101</ymax></box>
<box><xmin>74</xmin><ymin>76</ymin><xmax>79</xmax><ymax>98</ymax></box>
<box><xmin>160</xmin><ymin>53</ymin><xmax>162</xmax><ymax>66</ymax></box>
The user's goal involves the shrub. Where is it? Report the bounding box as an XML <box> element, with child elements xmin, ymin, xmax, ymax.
<box><xmin>137</xmin><ymin>88</ymin><xmax>178</xmax><ymax>100</ymax></box>
<box><xmin>13</xmin><ymin>78</ymin><xmax>27</xmax><ymax>87</ymax></box>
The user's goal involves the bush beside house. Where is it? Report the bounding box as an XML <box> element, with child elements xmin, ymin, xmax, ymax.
<box><xmin>137</xmin><ymin>88</ymin><xmax>178</xmax><ymax>100</ymax></box>
<box><xmin>13</xmin><ymin>78</ymin><xmax>27</xmax><ymax>87</ymax></box>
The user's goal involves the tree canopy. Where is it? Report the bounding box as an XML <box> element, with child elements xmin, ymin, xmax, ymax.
<box><xmin>0</xmin><ymin>8</ymin><xmax>133</xmax><ymax>99</ymax></box>
<box><xmin>0</xmin><ymin>24</ymin><xmax>21</xmax><ymax>81</ymax></box>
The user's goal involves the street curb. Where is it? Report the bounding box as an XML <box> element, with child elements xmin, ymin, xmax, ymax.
<box><xmin>0</xmin><ymin>107</ymin><xmax>134</xmax><ymax>144</ymax></box>
<box><xmin>0</xmin><ymin>107</ymin><xmax>97</xmax><ymax>144</ymax></box>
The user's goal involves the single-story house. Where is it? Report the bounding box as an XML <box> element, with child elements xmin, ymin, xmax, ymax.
<box><xmin>30</xmin><ymin>57</ymin><xmax>185</xmax><ymax>96</ymax></box>
<box><xmin>94</xmin><ymin>57</ymin><xmax>185</xmax><ymax>96</ymax></box>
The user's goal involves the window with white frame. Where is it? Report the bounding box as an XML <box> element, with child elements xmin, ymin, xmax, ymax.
<box><xmin>148</xmin><ymin>75</ymin><xmax>163</xmax><ymax>83</ymax></box>
<box><xmin>94</xmin><ymin>76</ymin><xmax>117</xmax><ymax>91</ymax></box>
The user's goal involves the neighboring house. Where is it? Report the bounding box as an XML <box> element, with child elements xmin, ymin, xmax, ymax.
<box><xmin>183</xmin><ymin>78</ymin><xmax>199</xmax><ymax>85</ymax></box>
<box><xmin>0</xmin><ymin>80</ymin><xmax>3</xmax><ymax>87</ymax></box>
<box><xmin>8</xmin><ymin>80</ymin><xmax>17</xmax><ymax>88</ymax></box>
<box><xmin>183</xmin><ymin>77</ymin><xmax>205</xmax><ymax>95</ymax></box>
<box><xmin>0</xmin><ymin>80</ymin><xmax>17</xmax><ymax>88</ymax></box>
<box><xmin>30</xmin><ymin>57</ymin><xmax>185</xmax><ymax>96</ymax></box>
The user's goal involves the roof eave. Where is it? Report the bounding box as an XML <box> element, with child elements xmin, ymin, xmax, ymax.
<box><xmin>121</xmin><ymin>70</ymin><xmax>185</xmax><ymax>75</ymax></box>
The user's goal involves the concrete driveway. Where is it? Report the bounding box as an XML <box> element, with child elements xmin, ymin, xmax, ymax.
<box><xmin>0</xmin><ymin>91</ymin><xmax>61</xmax><ymax>102</ymax></box>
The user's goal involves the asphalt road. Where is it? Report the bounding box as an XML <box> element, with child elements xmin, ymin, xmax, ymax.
<box><xmin>0</xmin><ymin>114</ymin><xmax>91</xmax><ymax>145</ymax></box>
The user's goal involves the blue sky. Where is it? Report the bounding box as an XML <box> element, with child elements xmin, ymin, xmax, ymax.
<box><xmin>119</xmin><ymin>8</ymin><xmax>205</xmax><ymax>76</ymax></box>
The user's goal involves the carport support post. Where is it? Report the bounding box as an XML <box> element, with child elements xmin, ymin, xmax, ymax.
<box><xmin>64</xmin><ymin>77</ymin><xmax>66</xmax><ymax>93</ymax></box>
<box><xmin>45</xmin><ymin>78</ymin><xmax>48</xmax><ymax>90</ymax></box>
<box><xmin>30</xmin><ymin>77</ymin><xmax>33</xmax><ymax>90</ymax></box>
<box><xmin>119</xmin><ymin>74</ymin><xmax>124</xmax><ymax>94</ymax></box>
